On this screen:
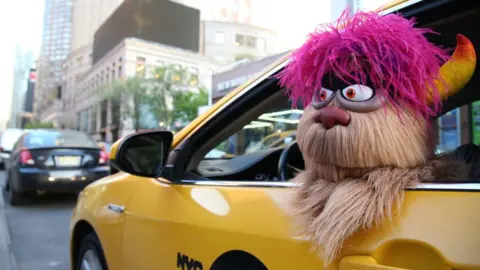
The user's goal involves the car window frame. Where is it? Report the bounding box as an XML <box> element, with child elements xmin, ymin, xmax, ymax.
<box><xmin>162</xmin><ymin>62</ymin><xmax>478</xmax><ymax>191</ymax></box>
<box><xmin>162</xmin><ymin>69</ymin><xmax>477</xmax><ymax>192</ymax></box>
<box><xmin>163</xmin><ymin>60</ymin><xmax>293</xmax><ymax>188</ymax></box>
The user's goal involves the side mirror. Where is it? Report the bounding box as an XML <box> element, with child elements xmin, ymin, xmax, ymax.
<box><xmin>110</xmin><ymin>130</ymin><xmax>173</xmax><ymax>178</ymax></box>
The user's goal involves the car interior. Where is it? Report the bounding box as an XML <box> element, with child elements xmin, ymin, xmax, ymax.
<box><xmin>168</xmin><ymin>0</ymin><xmax>480</xmax><ymax>184</ymax></box>
<box><xmin>190</xmin><ymin>88</ymin><xmax>299</xmax><ymax>182</ymax></box>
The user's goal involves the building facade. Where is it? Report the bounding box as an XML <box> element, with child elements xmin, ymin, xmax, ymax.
<box><xmin>9</xmin><ymin>44</ymin><xmax>34</xmax><ymax>128</ymax></box>
<box><xmin>18</xmin><ymin>69</ymin><xmax>37</xmax><ymax>128</ymax></box>
<box><xmin>71</xmin><ymin>0</ymin><xmax>124</xmax><ymax>53</ymax></box>
<box><xmin>74</xmin><ymin>38</ymin><xmax>223</xmax><ymax>142</ymax></box>
<box><xmin>211</xmin><ymin>51</ymin><xmax>287</xmax><ymax>103</ymax></box>
<box><xmin>63</xmin><ymin>0</ymin><xmax>123</xmax><ymax>129</ymax></box>
<box><xmin>60</xmin><ymin>0</ymin><xmax>282</xmax><ymax>141</ymax></box>
<box><xmin>35</xmin><ymin>0</ymin><xmax>73</xmax><ymax>125</ymax></box>
<box><xmin>201</xmin><ymin>20</ymin><xmax>278</xmax><ymax>64</ymax></box>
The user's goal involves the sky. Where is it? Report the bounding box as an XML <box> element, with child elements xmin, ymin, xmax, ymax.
<box><xmin>252</xmin><ymin>0</ymin><xmax>333</xmax><ymax>51</ymax></box>
<box><xmin>0</xmin><ymin>0</ymin><xmax>44</xmax><ymax>129</ymax></box>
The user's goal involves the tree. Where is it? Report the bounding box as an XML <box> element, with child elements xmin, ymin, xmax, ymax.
<box><xmin>24</xmin><ymin>122</ymin><xmax>55</xmax><ymax>129</ymax></box>
<box><xmin>101</xmin><ymin>64</ymin><xmax>210</xmax><ymax>133</ymax></box>
<box><xmin>149</xmin><ymin>64</ymin><xmax>205</xmax><ymax>130</ymax></box>
<box><xmin>171</xmin><ymin>87</ymin><xmax>208</xmax><ymax>129</ymax></box>
<box><xmin>102</xmin><ymin>77</ymin><xmax>150</xmax><ymax>132</ymax></box>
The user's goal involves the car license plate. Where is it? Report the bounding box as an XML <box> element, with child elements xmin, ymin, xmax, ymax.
<box><xmin>50</xmin><ymin>170</ymin><xmax>79</xmax><ymax>179</ymax></box>
<box><xmin>55</xmin><ymin>156</ymin><xmax>81</xmax><ymax>167</ymax></box>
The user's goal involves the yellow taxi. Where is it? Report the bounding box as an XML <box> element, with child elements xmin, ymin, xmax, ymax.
<box><xmin>69</xmin><ymin>0</ymin><xmax>480</xmax><ymax>269</ymax></box>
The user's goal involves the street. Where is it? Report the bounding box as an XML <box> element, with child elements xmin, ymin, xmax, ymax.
<box><xmin>0</xmin><ymin>171</ymin><xmax>75</xmax><ymax>270</ymax></box>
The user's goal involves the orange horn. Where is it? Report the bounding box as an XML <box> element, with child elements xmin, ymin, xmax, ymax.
<box><xmin>428</xmin><ymin>34</ymin><xmax>476</xmax><ymax>103</ymax></box>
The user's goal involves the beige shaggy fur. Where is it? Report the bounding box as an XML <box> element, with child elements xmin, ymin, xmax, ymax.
<box><xmin>292</xmin><ymin>103</ymin><xmax>468</xmax><ymax>266</ymax></box>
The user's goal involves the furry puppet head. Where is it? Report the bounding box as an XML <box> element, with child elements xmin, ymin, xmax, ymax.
<box><xmin>277</xmin><ymin>8</ymin><xmax>476</xmax><ymax>266</ymax></box>
<box><xmin>277</xmin><ymin>8</ymin><xmax>475</xmax><ymax>170</ymax></box>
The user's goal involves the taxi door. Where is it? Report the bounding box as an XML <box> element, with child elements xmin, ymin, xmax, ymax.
<box><xmin>120</xmin><ymin>177</ymin><xmax>480</xmax><ymax>270</ymax></box>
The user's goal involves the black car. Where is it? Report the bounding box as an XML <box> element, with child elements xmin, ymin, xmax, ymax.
<box><xmin>3</xmin><ymin>129</ymin><xmax>110</xmax><ymax>205</ymax></box>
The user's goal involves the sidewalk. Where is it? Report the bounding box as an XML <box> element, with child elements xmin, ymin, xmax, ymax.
<box><xmin>0</xmin><ymin>190</ymin><xmax>16</xmax><ymax>270</ymax></box>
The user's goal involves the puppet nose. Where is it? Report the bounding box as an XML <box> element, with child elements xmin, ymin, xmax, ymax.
<box><xmin>313</xmin><ymin>107</ymin><xmax>351</xmax><ymax>129</ymax></box>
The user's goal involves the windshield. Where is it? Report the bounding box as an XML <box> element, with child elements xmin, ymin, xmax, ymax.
<box><xmin>23</xmin><ymin>130</ymin><xmax>98</xmax><ymax>148</ymax></box>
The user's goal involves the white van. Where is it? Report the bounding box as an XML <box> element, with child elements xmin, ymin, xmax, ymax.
<box><xmin>0</xmin><ymin>129</ymin><xmax>25</xmax><ymax>169</ymax></box>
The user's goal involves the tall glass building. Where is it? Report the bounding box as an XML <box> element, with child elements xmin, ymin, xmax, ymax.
<box><xmin>35</xmin><ymin>0</ymin><xmax>73</xmax><ymax>117</ymax></box>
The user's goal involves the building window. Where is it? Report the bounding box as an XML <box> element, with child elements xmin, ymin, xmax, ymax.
<box><xmin>190</xmin><ymin>74</ymin><xmax>199</xmax><ymax>86</ymax></box>
<box><xmin>215</xmin><ymin>32</ymin><xmax>225</xmax><ymax>44</ymax></box>
<box><xmin>170</xmin><ymin>64</ymin><xmax>183</xmax><ymax>83</ymax></box>
<box><xmin>246</xmin><ymin>36</ymin><xmax>256</xmax><ymax>47</ymax></box>
<box><xmin>235</xmin><ymin>34</ymin><xmax>258</xmax><ymax>49</ymax></box>
<box><xmin>136</xmin><ymin>57</ymin><xmax>146</xmax><ymax>77</ymax></box>
<box><xmin>172</xmin><ymin>74</ymin><xmax>181</xmax><ymax>83</ymax></box>
<box><xmin>189</xmin><ymin>67</ymin><xmax>199</xmax><ymax>86</ymax></box>
<box><xmin>235</xmin><ymin>34</ymin><xmax>243</xmax><ymax>46</ymax></box>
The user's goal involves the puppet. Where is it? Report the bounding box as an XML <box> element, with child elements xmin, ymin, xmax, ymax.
<box><xmin>276</xmin><ymin>9</ymin><xmax>476</xmax><ymax>265</ymax></box>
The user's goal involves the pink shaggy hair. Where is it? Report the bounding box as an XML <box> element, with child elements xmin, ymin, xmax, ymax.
<box><xmin>277</xmin><ymin>9</ymin><xmax>451</xmax><ymax>119</ymax></box>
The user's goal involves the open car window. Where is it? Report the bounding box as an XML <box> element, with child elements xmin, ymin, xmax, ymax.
<box><xmin>203</xmin><ymin>103</ymin><xmax>301</xmax><ymax>160</ymax></box>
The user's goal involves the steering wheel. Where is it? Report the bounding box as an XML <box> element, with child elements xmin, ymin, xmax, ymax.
<box><xmin>278</xmin><ymin>141</ymin><xmax>305</xmax><ymax>181</ymax></box>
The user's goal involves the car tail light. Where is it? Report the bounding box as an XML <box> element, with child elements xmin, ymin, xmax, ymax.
<box><xmin>20</xmin><ymin>149</ymin><xmax>35</xmax><ymax>165</ymax></box>
<box><xmin>99</xmin><ymin>149</ymin><xmax>109</xmax><ymax>165</ymax></box>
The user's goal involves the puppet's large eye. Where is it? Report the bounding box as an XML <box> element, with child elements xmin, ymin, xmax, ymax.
<box><xmin>311</xmin><ymin>88</ymin><xmax>335</xmax><ymax>109</ymax></box>
<box><xmin>341</xmin><ymin>84</ymin><xmax>374</xmax><ymax>102</ymax></box>
<box><xmin>336</xmin><ymin>85</ymin><xmax>384</xmax><ymax>113</ymax></box>
<box><xmin>318</xmin><ymin>88</ymin><xmax>334</xmax><ymax>101</ymax></box>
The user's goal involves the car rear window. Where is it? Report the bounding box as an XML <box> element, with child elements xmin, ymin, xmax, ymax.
<box><xmin>23</xmin><ymin>130</ymin><xmax>98</xmax><ymax>148</ymax></box>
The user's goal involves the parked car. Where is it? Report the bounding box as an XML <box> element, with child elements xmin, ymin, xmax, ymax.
<box><xmin>3</xmin><ymin>129</ymin><xmax>110</xmax><ymax>205</ymax></box>
<box><xmin>0</xmin><ymin>128</ymin><xmax>25</xmax><ymax>169</ymax></box>
<box><xmin>69</xmin><ymin>1</ymin><xmax>480</xmax><ymax>270</ymax></box>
